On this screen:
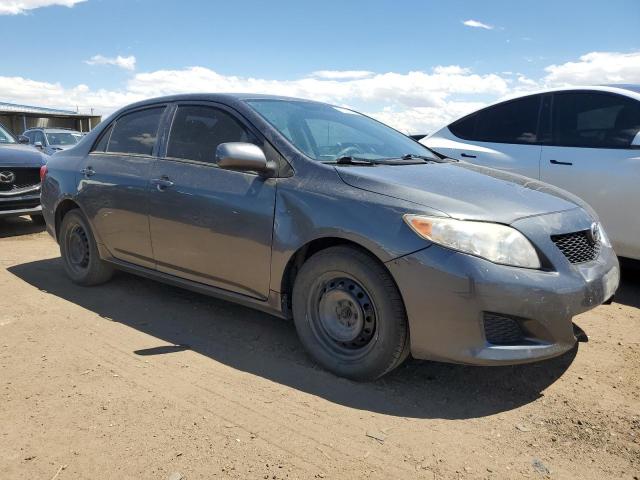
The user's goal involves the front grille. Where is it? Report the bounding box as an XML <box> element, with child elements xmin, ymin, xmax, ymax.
<box><xmin>483</xmin><ymin>313</ymin><xmax>525</xmax><ymax>345</ymax></box>
<box><xmin>0</xmin><ymin>167</ymin><xmax>41</xmax><ymax>192</ymax></box>
<box><xmin>551</xmin><ymin>230</ymin><xmax>600</xmax><ymax>264</ymax></box>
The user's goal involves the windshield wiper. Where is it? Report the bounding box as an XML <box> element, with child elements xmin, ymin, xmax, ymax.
<box><xmin>327</xmin><ymin>155</ymin><xmax>433</xmax><ymax>166</ymax></box>
<box><xmin>331</xmin><ymin>156</ymin><xmax>378</xmax><ymax>165</ymax></box>
<box><xmin>401</xmin><ymin>153</ymin><xmax>442</xmax><ymax>162</ymax></box>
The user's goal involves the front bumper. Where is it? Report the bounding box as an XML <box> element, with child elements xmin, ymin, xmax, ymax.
<box><xmin>387</xmin><ymin>208</ymin><xmax>620</xmax><ymax>365</ymax></box>
<box><xmin>0</xmin><ymin>191</ymin><xmax>42</xmax><ymax>218</ymax></box>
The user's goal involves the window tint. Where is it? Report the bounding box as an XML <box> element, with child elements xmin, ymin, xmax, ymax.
<box><xmin>107</xmin><ymin>107</ymin><xmax>165</xmax><ymax>155</ymax></box>
<box><xmin>449</xmin><ymin>114</ymin><xmax>477</xmax><ymax>140</ymax></box>
<box><xmin>474</xmin><ymin>96</ymin><xmax>541</xmax><ymax>144</ymax></box>
<box><xmin>449</xmin><ymin>96</ymin><xmax>541</xmax><ymax>144</ymax></box>
<box><xmin>92</xmin><ymin>124</ymin><xmax>113</xmax><ymax>152</ymax></box>
<box><xmin>167</xmin><ymin>105</ymin><xmax>255</xmax><ymax>163</ymax></box>
<box><xmin>553</xmin><ymin>92</ymin><xmax>640</xmax><ymax>148</ymax></box>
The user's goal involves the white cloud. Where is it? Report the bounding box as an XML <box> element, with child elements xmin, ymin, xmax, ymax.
<box><xmin>311</xmin><ymin>70</ymin><xmax>374</xmax><ymax>80</ymax></box>
<box><xmin>2</xmin><ymin>50</ymin><xmax>637</xmax><ymax>135</ymax></box>
<box><xmin>0</xmin><ymin>0</ymin><xmax>85</xmax><ymax>15</ymax></box>
<box><xmin>86</xmin><ymin>55</ymin><xmax>136</xmax><ymax>71</ymax></box>
<box><xmin>544</xmin><ymin>51</ymin><xmax>640</xmax><ymax>86</ymax></box>
<box><xmin>462</xmin><ymin>19</ymin><xmax>493</xmax><ymax>30</ymax></box>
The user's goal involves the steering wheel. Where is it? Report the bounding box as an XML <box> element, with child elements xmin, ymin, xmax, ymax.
<box><xmin>334</xmin><ymin>145</ymin><xmax>361</xmax><ymax>159</ymax></box>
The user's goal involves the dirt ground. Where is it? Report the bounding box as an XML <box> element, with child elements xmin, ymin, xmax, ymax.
<box><xmin>0</xmin><ymin>217</ymin><xmax>638</xmax><ymax>480</ymax></box>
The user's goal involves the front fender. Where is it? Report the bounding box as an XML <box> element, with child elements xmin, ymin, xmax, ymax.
<box><xmin>269</xmin><ymin>169</ymin><xmax>438</xmax><ymax>293</ymax></box>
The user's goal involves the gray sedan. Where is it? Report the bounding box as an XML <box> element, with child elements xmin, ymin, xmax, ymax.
<box><xmin>40</xmin><ymin>94</ymin><xmax>619</xmax><ymax>380</ymax></box>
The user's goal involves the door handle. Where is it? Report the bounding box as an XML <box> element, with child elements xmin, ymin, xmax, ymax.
<box><xmin>550</xmin><ymin>159</ymin><xmax>573</xmax><ymax>166</ymax></box>
<box><xmin>461</xmin><ymin>153</ymin><xmax>477</xmax><ymax>159</ymax></box>
<box><xmin>80</xmin><ymin>167</ymin><xmax>95</xmax><ymax>177</ymax></box>
<box><xmin>151</xmin><ymin>176</ymin><xmax>174</xmax><ymax>191</ymax></box>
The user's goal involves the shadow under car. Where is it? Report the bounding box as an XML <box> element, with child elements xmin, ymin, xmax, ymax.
<box><xmin>8</xmin><ymin>257</ymin><xmax>584</xmax><ymax>420</ymax></box>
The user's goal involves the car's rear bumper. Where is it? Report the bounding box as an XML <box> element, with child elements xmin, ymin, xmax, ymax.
<box><xmin>386</xmin><ymin>209</ymin><xmax>620</xmax><ymax>365</ymax></box>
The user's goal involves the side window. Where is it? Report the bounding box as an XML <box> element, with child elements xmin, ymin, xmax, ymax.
<box><xmin>449</xmin><ymin>114</ymin><xmax>477</xmax><ymax>140</ymax></box>
<box><xmin>107</xmin><ymin>107</ymin><xmax>165</xmax><ymax>156</ymax></box>
<box><xmin>474</xmin><ymin>95</ymin><xmax>541</xmax><ymax>144</ymax></box>
<box><xmin>91</xmin><ymin>124</ymin><xmax>113</xmax><ymax>152</ymax></box>
<box><xmin>33</xmin><ymin>131</ymin><xmax>46</xmax><ymax>145</ymax></box>
<box><xmin>553</xmin><ymin>92</ymin><xmax>640</xmax><ymax>148</ymax></box>
<box><xmin>167</xmin><ymin>105</ymin><xmax>256</xmax><ymax>163</ymax></box>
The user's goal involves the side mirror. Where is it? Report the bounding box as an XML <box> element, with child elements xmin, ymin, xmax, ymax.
<box><xmin>18</xmin><ymin>135</ymin><xmax>30</xmax><ymax>144</ymax></box>
<box><xmin>215</xmin><ymin>142</ymin><xmax>276</xmax><ymax>177</ymax></box>
<box><xmin>34</xmin><ymin>141</ymin><xmax>43</xmax><ymax>149</ymax></box>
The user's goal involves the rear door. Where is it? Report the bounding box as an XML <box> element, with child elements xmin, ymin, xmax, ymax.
<box><xmin>147</xmin><ymin>102</ymin><xmax>277</xmax><ymax>299</ymax></box>
<box><xmin>424</xmin><ymin>94</ymin><xmax>544</xmax><ymax>179</ymax></box>
<box><xmin>78</xmin><ymin>105</ymin><xmax>168</xmax><ymax>268</ymax></box>
<box><xmin>540</xmin><ymin>91</ymin><xmax>640</xmax><ymax>259</ymax></box>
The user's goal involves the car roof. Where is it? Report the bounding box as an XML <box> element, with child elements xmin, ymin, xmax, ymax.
<box><xmin>499</xmin><ymin>84</ymin><xmax>640</xmax><ymax>100</ymax></box>
<box><xmin>26</xmin><ymin>128</ymin><xmax>82</xmax><ymax>133</ymax></box>
<box><xmin>111</xmin><ymin>93</ymin><xmax>326</xmax><ymax>113</ymax></box>
<box><xmin>428</xmin><ymin>84</ymin><xmax>640</xmax><ymax>135</ymax></box>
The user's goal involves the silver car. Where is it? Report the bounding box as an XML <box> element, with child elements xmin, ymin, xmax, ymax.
<box><xmin>21</xmin><ymin>127</ymin><xmax>83</xmax><ymax>155</ymax></box>
<box><xmin>423</xmin><ymin>85</ymin><xmax>640</xmax><ymax>260</ymax></box>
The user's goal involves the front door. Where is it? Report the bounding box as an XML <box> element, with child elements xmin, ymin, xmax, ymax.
<box><xmin>78</xmin><ymin>105</ymin><xmax>167</xmax><ymax>268</ymax></box>
<box><xmin>426</xmin><ymin>93</ymin><xmax>544</xmax><ymax>179</ymax></box>
<box><xmin>540</xmin><ymin>91</ymin><xmax>640</xmax><ymax>259</ymax></box>
<box><xmin>147</xmin><ymin>103</ymin><xmax>277</xmax><ymax>299</ymax></box>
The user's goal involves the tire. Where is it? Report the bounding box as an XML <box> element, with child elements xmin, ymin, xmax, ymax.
<box><xmin>59</xmin><ymin>209</ymin><xmax>113</xmax><ymax>286</ymax></box>
<box><xmin>292</xmin><ymin>246</ymin><xmax>410</xmax><ymax>381</ymax></box>
<box><xmin>30</xmin><ymin>214</ymin><xmax>45</xmax><ymax>225</ymax></box>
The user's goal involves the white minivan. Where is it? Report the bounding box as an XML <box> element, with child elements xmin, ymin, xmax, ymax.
<box><xmin>423</xmin><ymin>85</ymin><xmax>640</xmax><ymax>260</ymax></box>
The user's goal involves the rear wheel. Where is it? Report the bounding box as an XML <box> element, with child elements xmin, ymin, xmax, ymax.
<box><xmin>59</xmin><ymin>209</ymin><xmax>113</xmax><ymax>286</ymax></box>
<box><xmin>292</xmin><ymin>246</ymin><xmax>409</xmax><ymax>380</ymax></box>
<box><xmin>30</xmin><ymin>214</ymin><xmax>45</xmax><ymax>225</ymax></box>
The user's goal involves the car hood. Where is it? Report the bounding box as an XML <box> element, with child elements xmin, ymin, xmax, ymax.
<box><xmin>50</xmin><ymin>144</ymin><xmax>75</xmax><ymax>152</ymax></box>
<box><xmin>335</xmin><ymin>161</ymin><xmax>584</xmax><ymax>224</ymax></box>
<box><xmin>0</xmin><ymin>144</ymin><xmax>46</xmax><ymax>167</ymax></box>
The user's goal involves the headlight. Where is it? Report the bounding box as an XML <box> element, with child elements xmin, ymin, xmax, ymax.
<box><xmin>403</xmin><ymin>214</ymin><xmax>541</xmax><ymax>269</ymax></box>
<box><xmin>595</xmin><ymin>222</ymin><xmax>611</xmax><ymax>247</ymax></box>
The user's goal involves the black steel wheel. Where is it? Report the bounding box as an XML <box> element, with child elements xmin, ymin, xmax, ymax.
<box><xmin>292</xmin><ymin>246</ymin><xmax>410</xmax><ymax>380</ymax></box>
<box><xmin>59</xmin><ymin>209</ymin><xmax>113</xmax><ymax>286</ymax></box>
<box><xmin>309</xmin><ymin>275</ymin><xmax>378</xmax><ymax>358</ymax></box>
<box><xmin>65</xmin><ymin>223</ymin><xmax>91</xmax><ymax>275</ymax></box>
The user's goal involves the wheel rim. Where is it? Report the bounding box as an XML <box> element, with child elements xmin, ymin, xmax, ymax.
<box><xmin>66</xmin><ymin>223</ymin><xmax>90</xmax><ymax>273</ymax></box>
<box><xmin>309</xmin><ymin>274</ymin><xmax>377</xmax><ymax>358</ymax></box>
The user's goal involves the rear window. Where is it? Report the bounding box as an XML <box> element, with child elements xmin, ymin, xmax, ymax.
<box><xmin>107</xmin><ymin>107</ymin><xmax>165</xmax><ymax>156</ymax></box>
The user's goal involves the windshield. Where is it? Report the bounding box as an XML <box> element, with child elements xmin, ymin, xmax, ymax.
<box><xmin>46</xmin><ymin>132</ymin><xmax>80</xmax><ymax>146</ymax></box>
<box><xmin>0</xmin><ymin>124</ymin><xmax>16</xmax><ymax>144</ymax></box>
<box><xmin>246</xmin><ymin>99</ymin><xmax>437</xmax><ymax>162</ymax></box>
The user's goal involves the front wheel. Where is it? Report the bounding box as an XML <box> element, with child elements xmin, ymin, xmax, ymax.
<box><xmin>59</xmin><ymin>209</ymin><xmax>113</xmax><ymax>286</ymax></box>
<box><xmin>292</xmin><ymin>246</ymin><xmax>410</xmax><ymax>381</ymax></box>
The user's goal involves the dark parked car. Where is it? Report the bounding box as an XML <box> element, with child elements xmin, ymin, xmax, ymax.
<box><xmin>21</xmin><ymin>127</ymin><xmax>83</xmax><ymax>156</ymax></box>
<box><xmin>40</xmin><ymin>94</ymin><xmax>620</xmax><ymax>380</ymax></box>
<box><xmin>0</xmin><ymin>122</ymin><xmax>46</xmax><ymax>224</ymax></box>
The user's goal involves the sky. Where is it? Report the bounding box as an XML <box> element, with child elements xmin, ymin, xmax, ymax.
<box><xmin>1</xmin><ymin>0</ymin><xmax>639</xmax><ymax>133</ymax></box>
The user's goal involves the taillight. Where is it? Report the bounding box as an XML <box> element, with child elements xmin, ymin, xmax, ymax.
<box><xmin>39</xmin><ymin>165</ymin><xmax>48</xmax><ymax>183</ymax></box>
